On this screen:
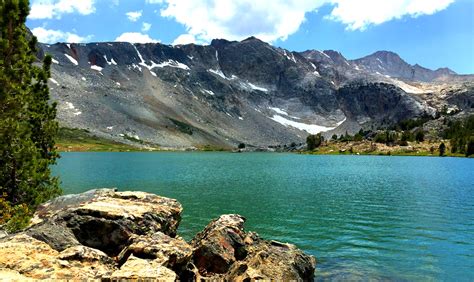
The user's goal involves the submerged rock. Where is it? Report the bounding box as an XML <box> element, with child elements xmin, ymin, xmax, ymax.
<box><xmin>0</xmin><ymin>189</ymin><xmax>315</xmax><ymax>280</ymax></box>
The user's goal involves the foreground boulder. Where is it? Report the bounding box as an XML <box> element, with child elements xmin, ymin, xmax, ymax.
<box><xmin>191</xmin><ymin>214</ymin><xmax>316</xmax><ymax>280</ymax></box>
<box><xmin>0</xmin><ymin>189</ymin><xmax>316</xmax><ymax>280</ymax></box>
<box><xmin>26</xmin><ymin>189</ymin><xmax>182</xmax><ymax>256</ymax></box>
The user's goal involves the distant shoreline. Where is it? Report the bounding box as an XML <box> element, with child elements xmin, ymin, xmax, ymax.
<box><xmin>56</xmin><ymin>141</ymin><xmax>473</xmax><ymax>158</ymax></box>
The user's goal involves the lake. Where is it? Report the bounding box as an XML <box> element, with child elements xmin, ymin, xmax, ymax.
<box><xmin>53</xmin><ymin>152</ymin><xmax>474</xmax><ymax>280</ymax></box>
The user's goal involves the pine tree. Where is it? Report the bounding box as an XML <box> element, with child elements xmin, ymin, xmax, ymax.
<box><xmin>439</xmin><ymin>143</ymin><xmax>446</xmax><ymax>157</ymax></box>
<box><xmin>0</xmin><ymin>0</ymin><xmax>61</xmax><ymax>230</ymax></box>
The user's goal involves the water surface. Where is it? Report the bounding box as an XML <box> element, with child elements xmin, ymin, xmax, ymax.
<box><xmin>53</xmin><ymin>152</ymin><xmax>474</xmax><ymax>280</ymax></box>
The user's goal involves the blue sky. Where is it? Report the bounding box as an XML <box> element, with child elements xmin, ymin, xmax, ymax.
<box><xmin>27</xmin><ymin>0</ymin><xmax>474</xmax><ymax>74</ymax></box>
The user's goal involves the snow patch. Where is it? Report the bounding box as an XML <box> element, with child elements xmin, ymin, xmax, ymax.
<box><xmin>269</xmin><ymin>107</ymin><xmax>300</xmax><ymax>120</ymax></box>
<box><xmin>154</xmin><ymin>60</ymin><xmax>190</xmax><ymax>70</ymax></box>
<box><xmin>201</xmin><ymin>89</ymin><xmax>215</xmax><ymax>96</ymax></box>
<box><xmin>269</xmin><ymin>107</ymin><xmax>288</xmax><ymax>116</ymax></box>
<box><xmin>64</xmin><ymin>102</ymin><xmax>82</xmax><ymax>116</ymax></box>
<box><xmin>132</xmin><ymin>64</ymin><xmax>142</xmax><ymax>72</ymax></box>
<box><xmin>270</xmin><ymin>115</ymin><xmax>346</xmax><ymax>134</ymax></box>
<box><xmin>91</xmin><ymin>65</ymin><xmax>103</xmax><ymax>72</ymax></box>
<box><xmin>51</xmin><ymin>58</ymin><xmax>59</xmax><ymax>64</ymax></box>
<box><xmin>81</xmin><ymin>77</ymin><xmax>86</xmax><ymax>81</ymax></box>
<box><xmin>215</xmin><ymin>50</ymin><xmax>219</xmax><ymax>61</ymax></box>
<box><xmin>132</xmin><ymin>44</ymin><xmax>189</xmax><ymax>71</ymax></box>
<box><xmin>116</xmin><ymin>82</ymin><xmax>121</xmax><ymax>86</ymax></box>
<box><xmin>208</xmin><ymin>69</ymin><xmax>228</xmax><ymax>79</ymax></box>
<box><xmin>238</xmin><ymin>116</ymin><xmax>243</xmax><ymax>120</ymax></box>
<box><xmin>150</xmin><ymin>71</ymin><xmax>157</xmax><ymax>77</ymax></box>
<box><xmin>66</xmin><ymin>44</ymin><xmax>71</xmax><ymax>49</ymax></box>
<box><xmin>107</xmin><ymin>126</ymin><xmax>114</xmax><ymax>130</ymax></box>
<box><xmin>187</xmin><ymin>55</ymin><xmax>194</xmax><ymax>60</ymax></box>
<box><xmin>283</xmin><ymin>50</ymin><xmax>296</xmax><ymax>63</ymax></box>
<box><xmin>319</xmin><ymin>50</ymin><xmax>331</xmax><ymax>59</ymax></box>
<box><xmin>49</xmin><ymin>78</ymin><xmax>59</xmax><ymax>85</ymax></box>
<box><xmin>247</xmin><ymin>82</ymin><xmax>268</xmax><ymax>92</ymax></box>
<box><xmin>104</xmin><ymin>55</ymin><xmax>118</xmax><ymax>65</ymax></box>
<box><xmin>64</xmin><ymin>54</ymin><xmax>78</xmax><ymax>66</ymax></box>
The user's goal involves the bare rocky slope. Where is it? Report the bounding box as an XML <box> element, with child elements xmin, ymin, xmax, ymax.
<box><xmin>38</xmin><ymin>37</ymin><xmax>473</xmax><ymax>148</ymax></box>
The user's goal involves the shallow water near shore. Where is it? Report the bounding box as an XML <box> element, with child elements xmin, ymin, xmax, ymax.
<box><xmin>53</xmin><ymin>152</ymin><xmax>474</xmax><ymax>280</ymax></box>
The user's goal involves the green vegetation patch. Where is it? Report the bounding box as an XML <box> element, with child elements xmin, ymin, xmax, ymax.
<box><xmin>169</xmin><ymin>118</ymin><xmax>194</xmax><ymax>135</ymax></box>
<box><xmin>57</xmin><ymin>128</ymin><xmax>152</xmax><ymax>152</ymax></box>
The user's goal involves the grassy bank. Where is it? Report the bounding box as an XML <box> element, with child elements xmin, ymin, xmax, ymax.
<box><xmin>56</xmin><ymin>128</ymin><xmax>157</xmax><ymax>152</ymax></box>
<box><xmin>305</xmin><ymin>140</ymin><xmax>468</xmax><ymax>157</ymax></box>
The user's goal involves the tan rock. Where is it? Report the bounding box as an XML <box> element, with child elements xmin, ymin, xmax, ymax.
<box><xmin>0</xmin><ymin>269</ymin><xmax>33</xmax><ymax>281</ymax></box>
<box><xmin>191</xmin><ymin>214</ymin><xmax>316</xmax><ymax>281</ymax></box>
<box><xmin>107</xmin><ymin>255</ymin><xmax>177</xmax><ymax>281</ymax></box>
<box><xmin>118</xmin><ymin>232</ymin><xmax>193</xmax><ymax>269</ymax></box>
<box><xmin>0</xmin><ymin>234</ymin><xmax>116</xmax><ymax>280</ymax></box>
<box><xmin>227</xmin><ymin>240</ymin><xmax>316</xmax><ymax>281</ymax></box>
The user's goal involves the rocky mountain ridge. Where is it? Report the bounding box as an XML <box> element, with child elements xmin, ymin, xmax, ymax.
<box><xmin>38</xmin><ymin>36</ymin><xmax>473</xmax><ymax>148</ymax></box>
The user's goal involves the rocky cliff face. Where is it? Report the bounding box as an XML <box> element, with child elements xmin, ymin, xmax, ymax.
<box><xmin>39</xmin><ymin>37</ymin><xmax>473</xmax><ymax>148</ymax></box>
<box><xmin>0</xmin><ymin>189</ymin><xmax>316</xmax><ymax>280</ymax></box>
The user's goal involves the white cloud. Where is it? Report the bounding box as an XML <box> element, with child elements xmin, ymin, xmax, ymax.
<box><xmin>172</xmin><ymin>34</ymin><xmax>197</xmax><ymax>45</ymax></box>
<box><xmin>145</xmin><ymin>0</ymin><xmax>164</xmax><ymax>3</ymax></box>
<box><xmin>126</xmin><ymin>10</ymin><xmax>142</xmax><ymax>22</ymax></box>
<box><xmin>153</xmin><ymin>0</ymin><xmax>455</xmax><ymax>42</ymax></box>
<box><xmin>142</xmin><ymin>22</ymin><xmax>152</xmax><ymax>32</ymax></box>
<box><xmin>31</xmin><ymin>27</ymin><xmax>92</xmax><ymax>43</ymax></box>
<box><xmin>327</xmin><ymin>0</ymin><xmax>456</xmax><ymax>31</ymax></box>
<box><xmin>159</xmin><ymin>0</ymin><xmax>323</xmax><ymax>43</ymax></box>
<box><xmin>115</xmin><ymin>32</ymin><xmax>159</xmax><ymax>43</ymax></box>
<box><xmin>29</xmin><ymin>0</ymin><xmax>95</xmax><ymax>20</ymax></box>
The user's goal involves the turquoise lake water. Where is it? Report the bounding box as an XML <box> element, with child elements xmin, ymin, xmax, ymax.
<box><xmin>53</xmin><ymin>152</ymin><xmax>474</xmax><ymax>280</ymax></box>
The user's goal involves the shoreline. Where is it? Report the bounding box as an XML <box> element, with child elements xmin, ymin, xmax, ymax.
<box><xmin>56</xmin><ymin>142</ymin><xmax>472</xmax><ymax>158</ymax></box>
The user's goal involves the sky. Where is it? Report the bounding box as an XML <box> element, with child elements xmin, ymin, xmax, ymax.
<box><xmin>26</xmin><ymin>0</ymin><xmax>474</xmax><ymax>74</ymax></box>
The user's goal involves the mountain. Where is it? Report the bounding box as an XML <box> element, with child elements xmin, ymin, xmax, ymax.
<box><xmin>37</xmin><ymin>37</ymin><xmax>473</xmax><ymax>149</ymax></box>
<box><xmin>352</xmin><ymin>51</ymin><xmax>456</xmax><ymax>82</ymax></box>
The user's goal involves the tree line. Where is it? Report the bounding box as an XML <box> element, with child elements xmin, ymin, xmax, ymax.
<box><xmin>306</xmin><ymin>115</ymin><xmax>474</xmax><ymax>157</ymax></box>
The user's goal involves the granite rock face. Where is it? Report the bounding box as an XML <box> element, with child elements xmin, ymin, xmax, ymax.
<box><xmin>0</xmin><ymin>189</ymin><xmax>316</xmax><ymax>281</ymax></box>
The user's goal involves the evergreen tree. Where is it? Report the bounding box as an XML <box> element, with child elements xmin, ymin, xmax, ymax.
<box><xmin>307</xmin><ymin>133</ymin><xmax>324</xmax><ymax>150</ymax></box>
<box><xmin>466</xmin><ymin>138</ymin><xmax>474</xmax><ymax>157</ymax></box>
<box><xmin>439</xmin><ymin>143</ymin><xmax>446</xmax><ymax>157</ymax></box>
<box><xmin>0</xmin><ymin>0</ymin><xmax>61</xmax><ymax>230</ymax></box>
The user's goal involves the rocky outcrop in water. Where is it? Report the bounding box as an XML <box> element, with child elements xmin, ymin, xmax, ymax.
<box><xmin>0</xmin><ymin>189</ymin><xmax>316</xmax><ymax>280</ymax></box>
